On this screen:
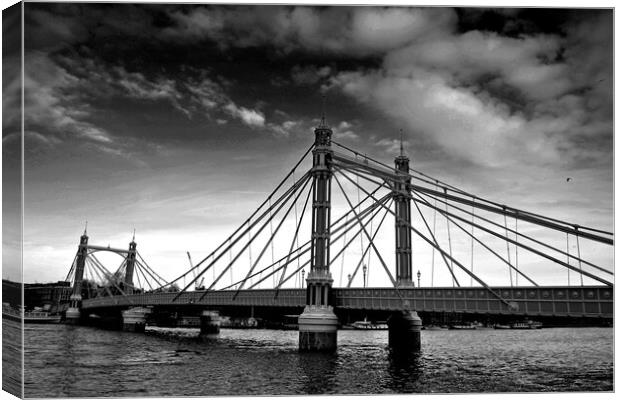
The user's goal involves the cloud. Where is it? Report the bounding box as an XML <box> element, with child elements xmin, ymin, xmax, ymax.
<box><xmin>163</xmin><ymin>6</ymin><xmax>457</xmax><ymax>56</ymax></box>
<box><xmin>328</xmin><ymin>12</ymin><xmax>612</xmax><ymax>169</ymax></box>
<box><xmin>332</xmin><ymin>121</ymin><xmax>359</xmax><ymax>141</ymax></box>
<box><xmin>24</xmin><ymin>52</ymin><xmax>116</xmax><ymax>148</ymax></box>
<box><xmin>290</xmin><ymin>65</ymin><xmax>331</xmax><ymax>86</ymax></box>
<box><xmin>223</xmin><ymin>103</ymin><xmax>266</xmax><ymax>128</ymax></box>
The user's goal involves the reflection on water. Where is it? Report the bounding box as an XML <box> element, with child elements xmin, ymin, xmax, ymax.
<box><xmin>23</xmin><ymin>324</ymin><xmax>612</xmax><ymax>397</ymax></box>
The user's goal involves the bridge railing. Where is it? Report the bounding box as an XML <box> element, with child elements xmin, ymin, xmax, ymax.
<box><xmin>81</xmin><ymin>286</ymin><xmax>612</xmax><ymax>318</ymax></box>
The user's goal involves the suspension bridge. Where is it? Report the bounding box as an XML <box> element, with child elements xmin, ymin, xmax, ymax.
<box><xmin>62</xmin><ymin>118</ymin><xmax>613</xmax><ymax>352</ymax></box>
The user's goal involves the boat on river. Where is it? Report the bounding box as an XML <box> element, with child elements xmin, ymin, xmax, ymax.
<box><xmin>343</xmin><ymin>318</ymin><xmax>387</xmax><ymax>330</ymax></box>
<box><xmin>449</xmin><ymin>323</ymin><xmax>477</xmax><ymax>330</ymax></box>
<box><xmin>2</xmin><ymin>304</ymin><xmax>61</xmax><ymax>324</ymax></box>
<box><xmin>423</xmin><ymin>325</ymin><xmax>449</xmax><ymax>330</ymax></box>
<box><xmin>494</xmin><ymin>320</ymin><xmax>542</xmax><ymax>329</ymax></box>
<box><xmin>511</xmin><ymin>320</ymin><xmax>543</xmax><ymax>329</ymax></box>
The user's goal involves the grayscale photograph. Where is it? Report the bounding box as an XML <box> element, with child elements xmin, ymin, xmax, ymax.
<box><xmin>2</xmin><ymin>2</ymin><xmax>613</xmax><ymax>397</ymax></box>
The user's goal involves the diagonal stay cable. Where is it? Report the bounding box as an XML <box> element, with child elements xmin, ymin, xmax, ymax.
<box><xmin>413</xmin><ymin>190</ymin><xmax>539</xmax><ymax>286</ymax></box>
<box><xmin>235</xmin><ymin>178</ymin><xmax>313</xmax><ymax>298</ymax></box>
<box><xmin>165</xmin><ymin>144</ymin><xmax>315</xmax><ymax>292</ymax></box>
<box><xmin>64</xmin><ymin>254</ymin><xmax>78</xmax><ymax>282</ymax></box>
<box><xmin>331</xmin><ymin>141</ymin><xmax>612</xmax><ymax>241</ymax></box>
<box><xmin>347</xmin><ymin>198</ymin><xmax>392</xmax><ymax>287</ymax></box>
<box><xmin>175</xmin><ymin>170</ymin><xmax>311</xmax><ymax>300</ymax></box>
<box><xmin>337</xmin><ymin>168</ymin><xmax>518</xmax><ymax>309</ymax></box>
<box><xmin>333</xmin><ymin>171</ymin><xmax>398</xmax><ymax>287</ymax></box>
<box><xmin>416</xmin><ymin>187</ymin><xmax>612</xmax><ymax>276</ymax></box>
<box><xmin>340</xmin><ymin>165</ymin><xmax>539</xmax><ymax>286</ymax></box>
<box><xmin>238</xmin><ymin>192</ymin><xmax>390</xmax><ymax>292</ymax></box>
<box><xmin>411</xmin><ymin>189</ymin><xmax>612</xmax><ymax>286</ymax></box>
<box><xmin>332</xmin><ymin>139</ymin><xmax>612</xmax><ymax>238</ymax></box>
<box><xmin>245</xmin><ymin>193</ymin><xmax>390</xmax><ymax>291</ymax></box>
<box><xmin>337</xmin><ymin>164</ymin><xmax>460</xmax><ymax>287</ymax></box>
<box><xmin>198</xmin><ymin>174</ymin><xmax>313</xmax><ymax>300</ymax></box>
<box><xmin>275</xmin><ymin>180</ymin><xmax>314</xmax><ymax>293</ymax></box>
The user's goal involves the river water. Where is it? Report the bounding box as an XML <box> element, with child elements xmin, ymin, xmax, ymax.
<box><xmin>22</xmin><ymin>323</ymin><xmax>612</xmax><ymax>397</ymax></box>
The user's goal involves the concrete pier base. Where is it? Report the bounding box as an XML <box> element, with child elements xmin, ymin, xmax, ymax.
<box><xmin>387</xmin><ymin>310</ymin><xmax>422</xmax><ymax>352</ymax></box>
<box><xmin>65</xmin><ymin>307</ymin><xmax>81</xmax><ymax>325</ymax></box>
<box><xmin>298</xmin><ymin>305</ymin><xmax>339</xmax><ymax>352</ymax></box>
<box><xmin>200</xmin><ymin>310</ymin><xmax>221</xmax><ymax>338</ymax></box>
<box><xmin>121</xmin><ymin>307</ymin><xmax>151</xmax><ymax>332</ymax></box>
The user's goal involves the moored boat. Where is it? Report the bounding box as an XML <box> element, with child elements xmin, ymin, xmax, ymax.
<box><xmin>449</xmin><ymin>323</ymin><xmax>477</xmax><ymax>330</ymax></box>
<box><xmin>2</xmin><ymin>304</ymin><xmax>61</xmax><ymax>324</ymax></box>
<box><xmin>511</xmin><ymin>320</ymin><xmax>543</xmax><ymax>329</ymax></box>
<box><xmin>423</xmin><ymin>325</ymin><xmax>449</xmax><ymax>330</ymax></box>
<box><xmin>344</xmin><ymin>318</ymin><xmax>387</xmax><ymax>330</ymax></box>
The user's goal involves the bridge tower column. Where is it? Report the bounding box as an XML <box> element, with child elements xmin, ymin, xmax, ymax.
<box><xmin>298</xmin><ymin>118</ymin><xmax>339</xmax><ymax>352</ymax></box>
<box><xmin>66</xmin><ymin>231</ymin><xmax>89</xmax><ymax>324</ymax></box>
<box><xmin>394</xmin><ymin>147</ymin><xmax>413</xmax><ymax>287</ymax></box>
<box><xmin>124</xmin><ymin>238</ymin><xmax>137</xmax><ymax>294</ymax></box>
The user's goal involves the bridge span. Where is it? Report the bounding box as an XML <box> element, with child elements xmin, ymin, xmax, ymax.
<box><xmin>62</xmin><ymin>116</ymin><xmax>613</xmax><ymax>353</ymax></box>
<box><xmin>82</xmin><ymin>285</ymin><xmax>612</xmax><ymax>319</ymax></box>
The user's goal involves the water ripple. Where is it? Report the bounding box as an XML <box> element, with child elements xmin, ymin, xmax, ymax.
<box><xmin>22</xmin><ymin>324</ymin><xmax>613</xmax><ymax>396</ymax></box>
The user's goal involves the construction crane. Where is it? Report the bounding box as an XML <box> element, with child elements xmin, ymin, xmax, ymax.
<box><xmin>187</xmin><ymin>251</ymin><xmax>205</xmax><ymax>290</ymax></box>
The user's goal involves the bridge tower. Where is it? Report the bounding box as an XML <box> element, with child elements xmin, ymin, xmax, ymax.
<box><xmin>124</xmin><ymin>236</ymin><xmax>137</xmax><ymax>294</ymax></box>
<box><xmin>393</xmin><ymin>141</ymin><xmax>413</xmax><ymax>286</ymax></box>
<box><xmin>66</xmin><ymin>230</ymin><xmax>89</xmax><ymax>324</ymax></box>
<box><xmin>387</xmin><ymin>137</ymin><xmax>422</xmax><ymax>352</ymax></box>
<box><xmin>298</xmin><ymin>116</ymin><xmax>339</xmax><ymax>352</ymax></box>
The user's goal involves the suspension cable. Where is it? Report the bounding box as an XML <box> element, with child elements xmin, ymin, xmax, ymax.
<box><xmin>444</xmin><ymin>188</ymin><xmax>456</xmax><ymax>287</ymax></box>
<box><xmin>340</xmin><ymin>213</ymin><xmax>348</xmax><ymax>287</ymax></box>
<box><xmin>332</xmin><ymin>140</ymin><xmax>612</xmax><ymax>238</ymax></box>
<box><xmin>566</xmin><ymin>233</ymin><xmax>571</xmax><ymax>286</ymax></box>
<box><xmin>268</xmin><ymin>198</ymin><xmax>276</xmax><ymax>287</ymax></box>
<box><xmin>431</xmin><ymin>182</ymin><xmax>438</xmax><ymax>287</ymax></box>
<box><xmin>241</xmin><ymin>194</ymin><xmax>390</xmax><ymax>291</ymax></box>
<box><xmin>514</xmin><ymin>214</ymin><xmax>519</xmax><ymax>286</ymax></box>
<box><xmin>343</xmin><ymin>165</ymin><xmax>538</xmax><ymax>286</ymax></box>
<box><xmin>334</xmin><ymin>171</ymin><xmax>398</xmax><ymax>287</ymax></box>
<box><xmin>165</xmin><ymin>144</ymin><xmax>314</xmax><ymax>292</ymax></box>
<box><xmin>503</xmin><ymin>207</ymin><xmax>514</xmax><ymax>287</ymax></box>
<box><xmin>336</xmin><ymin>168</ymin><xmax>514</xmax><ymax>309</ymax></box>
<box><xmin>470</xmin><ymin>196</ymin><xmax>475</xmax><ymax>286</ymax></box>
<box><xmin>576</xmin><ymin>227</ymin><xmax>583</xmax><ymax>286</ymax></box>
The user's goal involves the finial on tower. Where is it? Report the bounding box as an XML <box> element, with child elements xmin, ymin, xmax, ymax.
<box><xmin>319</xmin><ymin>93</ymin><xmax>328</xmax><ymax>128</ymax></box>
<box><xmin>83</xmin><ymin>221</ymin><xmax>88</xmax><ymax>236</ymax></box>
<box><xmin>399</xmin><ymin>129</ymin><xmax>404</xmax><ymax>156</ymax></box>
<box><xmin>132</xmin><ymin>228</ymin><xmax>136</xmax><ymax>242</ymax></box>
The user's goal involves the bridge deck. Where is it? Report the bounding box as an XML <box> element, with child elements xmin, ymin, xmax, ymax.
<box><xmin>81</xmin><ymin>286</ymin><xmax>613</xmax><ymax>318</ymax></box>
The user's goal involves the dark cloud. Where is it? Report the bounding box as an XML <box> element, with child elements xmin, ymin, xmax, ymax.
<box><xmin>11</xmin><ymin>4</ymin><xmax>612</xmax><ymax>284</ymax></box>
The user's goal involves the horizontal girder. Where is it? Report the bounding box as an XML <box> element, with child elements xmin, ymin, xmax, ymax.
<box><xmin>81</xmin><ymin>285</ymin><xmax>613</xmax><ymax>318</ymax></box>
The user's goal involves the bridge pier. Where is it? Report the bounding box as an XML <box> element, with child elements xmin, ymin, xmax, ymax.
<box><xmin>387</xmin><ymin>310</ymin><xmax>422</xmax><ymax>352</ymax></box>
<box><xmin>121</xmin><ymin>307</ymin><xmax>151</xmax><ymax>333</ymax></box>
<box><xmin>65</xmin><ymin>305</ymin><xmax>81</xmax><ymax>325</ymax></box>
<box><xmin>298</xmin><ymin>270</ymin><xmax>339</xmax><ymax>352</ymax></box>
<box><xmin>298</xmin><ymin>306</ymin><xmax>339</xmax><ymax>351</ymax></box>
<box><xmin>199</xmin><ymin>310</ymin><xmax>221</xmax><ymax>338</ymax></box>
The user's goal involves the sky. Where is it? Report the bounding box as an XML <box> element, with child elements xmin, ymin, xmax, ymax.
<box><xmin>2</xmin><ymin>3</ymin><xmax>614</xmax><ymax>289</ymax></box>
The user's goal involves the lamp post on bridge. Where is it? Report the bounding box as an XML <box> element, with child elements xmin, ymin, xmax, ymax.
<box><xmin>363</xmin><ymin>264</ymin><xmax>367</xmax><ymax>288</ymax></box>
<box><xmin>417</xmin><ymin>270</ymin><xmax>421</xmax><ymax>288</ymax></box>
<box><xmin>298</xmin><ymin>115</ymin><xmax>339</xmax><ymax>352</ymax></box>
